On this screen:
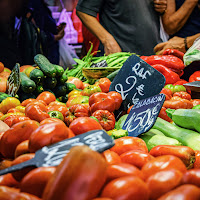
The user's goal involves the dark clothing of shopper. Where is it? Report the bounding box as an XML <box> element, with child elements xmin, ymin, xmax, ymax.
<box><xmin>76</xmin><ymin>0</ymin><xmax>162</xmax><ymax>56</ymax></box>
<box><xmin>28</xmin><ymin>0</ymin><xmax>59</xmax><ymax>64</ymax></box>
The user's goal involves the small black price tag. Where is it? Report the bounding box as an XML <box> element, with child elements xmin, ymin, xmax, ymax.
<box><xmin>90</xmin><ymin>60</ymin><xmax>108</xmax><ymax>68</ymax></box>
<box><xmin>7</xmin><ymin>63</ymin><xmax>20</xmax><ymax>97</ymax></box>
<box><xmin>122</xmin><ymin>94</ymin><xmax>165</xmax><ymax>137</ymax></box>
<box><xmin>110</xmin><ymin>55</ymin><xmax>166</xmax><ymax>112</ymax></box>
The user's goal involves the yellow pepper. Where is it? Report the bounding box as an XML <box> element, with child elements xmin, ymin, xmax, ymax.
<box><xmin>0</xmin><ymin>97</ymin><xmax>21</xmax><ymax>114</ymax></box>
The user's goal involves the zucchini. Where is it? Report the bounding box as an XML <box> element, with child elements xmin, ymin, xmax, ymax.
<box><xmin>82</xmin><ymin>67</ymin><xmax>121</xmax><ymax>80</ymax></box>
<box><xmin>53</xmin><ymin>65</ymin><xmax>64</xmax><ymax>77</ymax></box>
<box><xmin>20</xmin><ymin>72</ymin><xmax>36</xmax><ymax>93</ymax></box>
<box><xmin>153</xmin><ymin>117</ymin><xmax>200</xmax><ymax>151</ymax></box>
<box><xmin>106</xmin><ymin>69</ymin><xmax>120</xmax><ymax>81</ymax></box>
<box><xmin>29</xmin><ymin>68</ymin><xmax>44</xmax><ymax>84</ymax></box>
<box><xmin>34</xmin><ymin>54</ymin><xmax>57</xmax><ymax>77</ymax></box>
<box><xmin>140</xmin><ymin>128</ymin><xmax>182</xmax><ymax>151</ymax></box>
<box><xmin>44</xmin><ymin>77</ymin><xmax>57</xmax><ymax>89</ymax></box>
<box><xmin>166</xmin><ymin>109</ymin><xmax>200</xmax><ymax>133</ymax></box>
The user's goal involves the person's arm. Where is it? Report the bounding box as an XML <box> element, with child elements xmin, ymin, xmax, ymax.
<box><xmin>154</xmin><ymin>33</ymin><xmax>200</xmax><ymax>54</ymax></box>
<box><xmin>76</xmin><ymin>11</ymin><xmax>121</xmax><ymax>55</ymax></box>
<box><xmin>154</xmin><ymin>0</ymin><xmax>167</xmax><ymax>14</ymax></box>
<box><xmin>162</xmin><ymin>0</ymin><xmax>198</xmax><ymax>35</ymax></box>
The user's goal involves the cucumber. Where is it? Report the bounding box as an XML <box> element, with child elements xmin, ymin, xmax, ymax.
<box><xmin>53</xmin><ymin>65</ymin><xmax>64</xmax><ymax>77</ymax></box>
<box><xmin>140</xmin><ymin>129</ymin><xmax>182</xmax><ymax>151</ymax></box>
<box><xmin>166</xmin><ymin>109</ymin><xmax>200</xmax><ymax>133</ymax></box>
<box><xmin>29</xmin><ymin>68</ymin><xmax>44</xmax><ymax>84</ymax></box>
<box><xmin>153</xmin><ymin>117</ymin><xmax>200</xmax><ymax>151</ymax></box>
<box><xmin>60</xmin><ymin>69</ymin><xmax>69</xmax><ymax>84</ymax></box>
<box><xmin>20</xmin><ymin>72</ymin><xmax>36</xmax><ymax>93</ymax></box>
<box><xmin>65</xmin><ymin>82</ymin><xmax>76</xmax><ymax>93</ymax></box>
<box><xmin>34</xmin><ymin>85</ymin><xmax>44</xmax><ymax>95</ymax></box>
<box><xmin>106</xmin><ymin>69</ymin><xmax>120</xmax><ymax>81</ymax></box>
<box><xmin>18</xmin><ymin>92</ymin><xmax>36</xmax><ymax>102</ymax></box>
<box><xmin>34</xmin><ymin>54</ymin><xmax>57</xmax><ymax>77</ymax></box>
<box><xmin>44</xmin><ymin>77</ymin><xmax>57</xmax><ymax>89</ymax></box>
<box><xmin>53</xmin><ymin>84</ymin><xmax>67</xmax><ymax>97</ymax></box>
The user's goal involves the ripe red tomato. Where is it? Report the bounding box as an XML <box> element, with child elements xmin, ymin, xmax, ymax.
<box><xmin>182</xmin><ymin>169</ymin><xmax>200</xmax><ymax>187</ymax></box>
<box><xmin>47</xmin><ymin>105</ymin><xmax>68</xmax><ymax>116</ymax></box>
<box><xmin>0</xmin><ymin>159</ymin><xmax>12</xmax><ymax>170</ymax></box>
<box><xmin>11</xmin><ymin>153</ymin><xmax>35</xmax><ymax>182</ymax></box>
<box><xmin>64</xmin><ymin>104</ymin><xmax>90</xmax><ymax>126</ymax></box>
<box><xmin>14</xmin><ymin>140</ymin><xmax>29</xmax><ymax>158</ymax></box>
<box><xmin>20</xmin><ymin>167</ymin><xmax>56</xmax><ymax>198</ymax></box>
<box><xmin>67</xmin><ymin>77</ymin><xmax>84</xmax><ymax>89</ymax></box>
<box><xmin>25</xmin><ymin>103</ymin><xmax>49</xmax><ymax>123</ymax></box>
<box><xmin>89</xmin><ymin>92</ymin><xmax>116</xmax><ymax>113</ymax></box>
<box><xmin>102</xmin><ymin>150</ymin><xmax>121</xmax><ymax>165</ymax></box>
<box><xmin>69</xmin><ymin>117</ymin><xmax>103</xmax><ymax>135</ymax></box>
<box><xmin>158</xmin><ymin>184</ymin><xmax>200</xmax><ymax>200</ymax></box>
<box><xmin>194</xmin><ymin>150</ymin><xmax>200</xmax><ymax>168</ymax></box>
<box><xmin>107</xmin><ymin>91</ymin><xmax>123</xmax><ymax>110</ymax></box>
<box><xmin>95</xmin><ymin>78</ymin><xmax>111</xmax><ymax>93</ymax></box>
<box><xmin>0</xmin><ymin>173</ymin><xmax>19</xmax><ymax>187</ymax></box>
<box><xmin>29</xmin><ymin>121</ymin><xmax>72</xmax><ymax>152</ymax></box>
<box><xmin>40</xmin><ymin>118</ymin><xmax>63</xmax><ymax>125</ymax></box>
<box><xmin>106</xmin><ymin>163</ymin><xmax>144</xmax><ymax>181</ymax></box>
<box><xmin>141</xmin><ymin>155</ymin><xmax>187</xmax><ymax>180</ymax></box>
<box><xmin>101</xmin><ymin>176</ymin><xmax>149</xmax><ymax>200</ymax></box>
<box><xmin>110</xmin><ymin>136</ymin><xmax>148</xmax><ymax>155</ymax></box>
<box><xmin>92</xmin><ymin>110</ymin><xmax>115</xmax><ymax>131</ymax></box>
<box><xmin>36</xmin><ymin>92</ymin><xmax>56</xmax><ymax>105</ymax></box>
<box><xmin>120</xmin><ymin>149</ymin><xmax>154</xmax><ymax>169</ymax></box>
<box><xmin>146</xmin><ymin>169</ymin><xmax>183</xmax><ymax>200</ymax></box>
<box><xmin>0</xmin><ymin>120</ymin><xmax>39</xmax><ymax>158</ymax></box>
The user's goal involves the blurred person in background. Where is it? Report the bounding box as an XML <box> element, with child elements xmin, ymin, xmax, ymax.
<box><xmin>0</xmin><ymin>0</ymin><xmax>29</xmax><ymax>68</ymax></box>
<box><xmin>28</xmin><ymin>0</ymin><xmax>66</xmax><ymax>64</ymax></box>
<box><xmin>154</xmin><ymin>0</ymin><xmax>200</xmax><ymax>54</ymax></box>
<box><xmin>76</xmin><ymin>0</ymin><xmax>167</xmax><ymax>56</ymax></box>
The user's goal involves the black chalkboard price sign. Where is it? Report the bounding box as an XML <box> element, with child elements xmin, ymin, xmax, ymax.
<box><xmin>122</xmin><ymin>93</ymin><xmax>165</xmax><ymax>137</ymax></box>
<box><xmin>7</xmin><ymin>63</ymin><xmax>20</xmax><ymax>97</ymax></box>
<box><xmin>109</xmin><ymin>55</ymin><xmax>166</xmax><ymax>113</ymax></box>
<box><xmin>0</xmin><ymin>130</ymin><xmax>114</xmax><ymax>176</ymax></box>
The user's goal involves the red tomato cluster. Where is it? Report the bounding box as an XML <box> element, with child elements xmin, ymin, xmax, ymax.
<box><xmin>1</xmin><ymin>136</ymin><xmax>200</xmax><ymax>199</ymax></box>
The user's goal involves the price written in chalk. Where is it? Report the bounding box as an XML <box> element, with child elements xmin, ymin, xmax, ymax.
<box><xmin>110</xmin><ymin>55</ymin><xmax>166</xmax><ymax>111</ymax></box>
<box><xmin>122</xmin><ymin>94</ymin><xmax>165</xmax><ymax>137</ymax></box>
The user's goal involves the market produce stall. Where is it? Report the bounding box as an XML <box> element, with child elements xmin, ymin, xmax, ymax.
<box><xmin>1</xmin><ymin>46</ymin><xmax>200</xmax><ymax>200</ymax></box>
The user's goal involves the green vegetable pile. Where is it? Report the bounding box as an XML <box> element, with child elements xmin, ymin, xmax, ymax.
<box><xmin>66</xmin><ymin>44</ymin><xmax>133</xmax><ymax>84</ymax></box>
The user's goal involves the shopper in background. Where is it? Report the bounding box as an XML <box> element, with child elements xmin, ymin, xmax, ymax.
<box><xmin>0</xmin><ymin>0</ymin><xmax>29</xmax><ymax>68</ymax></box>
<box><xmin>76</xmin><ymin>0</ymin><xmax>167</xmax><ymax>56</ymax></box>
<box><xmin>28</xmin><ymin>0</ymin><xmax>66</xmax><ymax>64</ymax></box>
<box><xmin>154</xmin><ymin>33</ymin><xmax>200</xmax><ymax>54</ymax></box>
<box><xmin>154</xmin><ymin>0</ymin><xmax>200</xmax><ymax>54</ymax></box>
